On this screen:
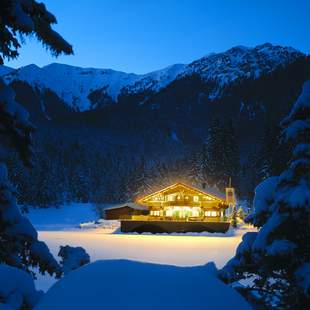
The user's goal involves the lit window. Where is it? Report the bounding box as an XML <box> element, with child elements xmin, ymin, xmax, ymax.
<box><xmin>151</xmin><ymin>210</ymin><xmax>161</xmax><ymax>216</ymax></box>
<box><xmin>205</xmin><ymin>211</ymin><xmax>217</xmax><ymax>217</ymax></box>
<box><xmin>167</xmin><ymin>195</ymin><xmax>175</xmax><ymax>201</ymax></box>
<box><xmin>193</xmin><ymin>196</ymin><xmax>199</xmax><ymax>202</ymax></box>
<box><xmin>192</xmin><ymin>208</ymin><xmax>200</xmax><ymax>217</ymax></box>
<box><xmin>165</xmin><ymin>209</ymin><xmax>173</xmax><ymax>217</ymax></box>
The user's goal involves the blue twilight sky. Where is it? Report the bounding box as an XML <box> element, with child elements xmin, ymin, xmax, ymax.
<box><xmin>4</xmin><ymin>0</ymin><xmax>310</xmax><ymax>74</ymax></box>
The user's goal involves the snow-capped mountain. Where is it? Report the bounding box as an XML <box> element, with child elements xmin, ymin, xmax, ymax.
<box><xmin>183</xmin><ymin>43</ymin><xmax>303</xmax><ymax>99</ymax></box>
<box><xmin>1</xmin><ymin>43</ymin><xmax>305</xmax><ymax>111</ymax></box>
<box><xmin>1</xmin><ymin>63</ymin><xmax>186</xmax><ymax>111</ymax></box>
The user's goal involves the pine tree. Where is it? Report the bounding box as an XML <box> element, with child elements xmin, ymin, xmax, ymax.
<box><xmin>0</xmin><ymin>0</ymin><xmax>72</xmax><ymax>298</ymax></box>
<box><xmin>203</xmin><ymin>118</ymin><xmax>223</xmax><ymax>187</ymax></box>
<box><xmin>129</xmin><ymin>156</ymin><xmax>151</xmax><ymax>200</ymax></box>
<box><xmin>220</xmin><ymin>81</ymin><xmax>310</xmax><ymax>308</ymax></box>
<box><xmin>188</xmin><ymin>147</ymin><xmax>205</xmax><ymax>186</ymax></box>
<box><xmin>0</xmin><ymin>0</ymin><xmax>73</xmax><ymax>64</ymax></box>
<box><xmin>221</xmin><ymin>120</ymin><xmax>240</xmax><ymax>189</ymax></box>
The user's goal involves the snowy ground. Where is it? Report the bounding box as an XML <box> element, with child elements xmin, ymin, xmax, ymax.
<box><xmin>36</xmin><ymin>260</ymin><xmax>251</xmax><ymax>310</ymax></box>
<box><xmin>24</xmin><ymin>204</ymin><xmax>255</xmax><ymax>292</ymax></box>
<box><xmin>25</xmin><ymin>203</ymin><xmax>99</xmax><ymax>231</ymax></box>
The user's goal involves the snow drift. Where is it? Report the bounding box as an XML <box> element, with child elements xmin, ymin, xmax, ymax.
<box><xmin>35</xmin><ymin>259</ymin><xmax>251</xmax><ymax>310</ymax></box>
<box><xmin>0</xmin><ymin>264</ymin><xmax>43</xmax><ymax>309</ymax></box>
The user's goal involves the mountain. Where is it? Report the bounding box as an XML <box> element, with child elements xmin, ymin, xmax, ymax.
<box><xmin>4</xmin><ymin>43</ymin><xmax>310</xmax><ymax>205</ymax></box>
<box><xmin>1</xmin><ymin>43</ymin><xmax>305</xmax><ymax>112</ymax></box>
<box><xmin>1</xmin><ymin>62</ymin><xmax>186</xmax><ymax>111</ymax></box>
<box><xmin>0</xmin><ymin>65</ymin><xmax>14</xmax><ymax>76</ymax></box>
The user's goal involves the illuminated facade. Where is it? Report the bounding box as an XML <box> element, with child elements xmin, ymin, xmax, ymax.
<box><xmin>136</xmin><ymin>182</ymin><xmax>228</xmax><ymax>220</ymax></box>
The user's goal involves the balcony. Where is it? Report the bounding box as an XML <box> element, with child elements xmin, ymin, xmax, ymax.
<box><xmin>122</xmin><ymin>215</ymin><xmax>228</xmax><ymax>223</ymax></box>
<box><xmin>145</xmin><ymin>200</ymin><xmax>220</xmax><ymax>208</ymax></box>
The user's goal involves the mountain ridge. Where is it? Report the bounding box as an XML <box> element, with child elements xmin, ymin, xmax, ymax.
<box><xmin>1</xmin><ymin>43</ymin><xmax>305</xmax><ymax>111</ymax></box>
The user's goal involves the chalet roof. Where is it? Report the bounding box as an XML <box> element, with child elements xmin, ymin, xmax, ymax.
<box><xmin>137</xmin><ymin>182</ymin><xmax>225</xmax><ymax>203</ymax></box>
<box><xmin>192</xmin><ymin>183</ymin><xmax>226</xmax><ymax>200</ymax></box>
<box><xmin>104</xmin><ymin>203</ymin><xmax>148</xmax><ymax>211</ymax></box>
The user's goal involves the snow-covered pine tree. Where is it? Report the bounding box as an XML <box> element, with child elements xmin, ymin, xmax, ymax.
<box><xmin>219</xmin><ymin>81</ymin><xmax>310</xmax><ymax>309</ymax></box>
<box><xmin>0</xmin><ymin>0</ymin><xmax>72</xmax><ymax>303</ymax></box>
<box><xmin>0</xmin><ymin>0</ymin><xmax>73</xmax><ymax>64</ymax></box>
<box><xmin>0</xmin><ymin>81</ymin><xmax>61</xmax><ymax>276</ymax></box>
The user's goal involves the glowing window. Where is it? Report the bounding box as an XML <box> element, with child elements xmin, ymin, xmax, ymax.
<box><xmin>205</xmin><ymin>211</ymin><xmax>218</xmax><ymax>217</ymax></box>
<box><xmin>192</xmin><ymin>208</ymin><xmax>200</xmax><ymax>217</ymax></box>
<box><xmin>151</xmin><ymin>210</ymin><xmax>161</xmax><ymax>216</ymax></box>
<box><xmin>193</xmin><ymin>196</ymin><xmax>199</xmax><ymax>202</ymax></box>
<box><xmin>167</xmin><ymin>195</ymin><xmax>175</xmax><ymax>201</ymax></box>
<box><xmin>165</xmin><ymin>209</ymin><xmax>173</xmax><ymax>217</ymax></box>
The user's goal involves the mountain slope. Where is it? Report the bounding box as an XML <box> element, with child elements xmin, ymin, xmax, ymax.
<box><xmin>1</xmin><ymin>43</ymin><xmax>304</xmax><ymax>111</ymax></box>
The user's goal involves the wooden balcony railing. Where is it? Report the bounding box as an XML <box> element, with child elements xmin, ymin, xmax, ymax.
<box><xmin>123</xmin><ymin>215</ymin><xmax>228</xmax><ymax>222</ymax></box>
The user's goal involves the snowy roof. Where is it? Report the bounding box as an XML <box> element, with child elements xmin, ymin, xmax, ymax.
<box><xmin>104</xmin><ymin>203</ymin><xmax>148</xmax><ymax>211</ymax></box>
<box><xmin>138</xmin><ymin>182</ymin><xmax>226</xmax><ymax>202</ymax></box>
<box><xmin>193</xmin><ymin>183</ymin><xmax>226</xmax><ymax>200</ymax></box>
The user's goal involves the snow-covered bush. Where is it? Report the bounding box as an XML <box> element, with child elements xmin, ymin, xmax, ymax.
<box><xmin>220</xmin><ymin>81</ymin><xmax>310</xmax><ymax>309</ymax></box>
<box><xmin>0</xmin><ymin>264</ymin><xmax>43</xmax><ymax>309</ymax></box>
<box><xmin>58</xmin><ymin>246</ymin><xmax>90</xmax><ymax>274</ymax></box>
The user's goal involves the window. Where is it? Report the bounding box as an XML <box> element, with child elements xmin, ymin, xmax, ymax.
<box><xmin>151</xmin><ymin>210</ymin><xmax>161</xmax><ymax>216</ymax></box>
<box><xmin>167</xmin><ymin>195</ymin><xmax>175</xmax><ymax>201</ymax></box>
<box><xmin>205</xmin><ymin>211</ymin><xmax>218</xmax><ymax>217</ymax></box>
<box><xmin>193</xmin><ymin>196</ymin><xmax>199</xmax><ymax>202</ymax></box>
<box><xmin>191</xmin><ymin>207</ymin><xmax>200</xmax><ymax>217</ymax></box>
<box><xmin>165</xmin><ymin>209</ymin><xmax>173</xmax><ymax>217</ymax></box>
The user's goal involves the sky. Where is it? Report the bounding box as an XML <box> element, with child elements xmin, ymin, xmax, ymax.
<box><xmin>4</xmin><ymin>0</ymin><xmax>310</xmax><ymax>74</ymax></box>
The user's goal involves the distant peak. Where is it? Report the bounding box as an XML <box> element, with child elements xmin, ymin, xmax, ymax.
<box><xmin>20</xmin><ymin>63</ymin><xmax>40</xmax><ymax>70</ymax></box>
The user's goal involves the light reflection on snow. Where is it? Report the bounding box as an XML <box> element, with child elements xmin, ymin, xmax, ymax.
<box><xmin>35</xmin><ymin>226</ymin><xmax>255</xmax><ymax>292</ymax></box>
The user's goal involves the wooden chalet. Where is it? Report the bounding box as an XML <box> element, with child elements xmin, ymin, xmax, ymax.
<box><xmin>104</xmin><ymin>203</ymin><xmax>148</xmax><ymax>220</ymax></box>
<box><xmin>118</xmin><ymin>182</ymin><xmax>230</xmax><ymax>233</ymax></box>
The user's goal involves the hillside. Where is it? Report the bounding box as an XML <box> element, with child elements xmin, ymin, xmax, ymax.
<box><xmin>3</xmin><ymin>43</ymin><xmax>310</xmax><ymax>205</ymax></box>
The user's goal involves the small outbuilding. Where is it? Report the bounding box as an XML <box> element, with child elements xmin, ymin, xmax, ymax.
<box><xmin>104</xmin><ymin>203</ymin><xmax>149</xmax><ymax>220</ymax></box>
